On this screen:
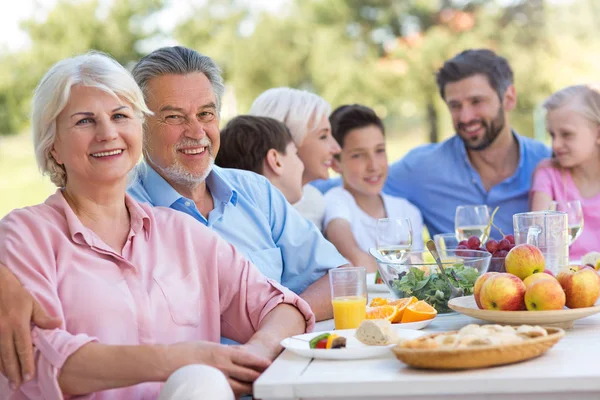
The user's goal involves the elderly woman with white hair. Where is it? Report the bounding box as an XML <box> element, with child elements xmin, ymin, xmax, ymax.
<box><xmin>0</xmin><ymin>52</ymin><xmax>313</xmax><ymax>399</ymax></box>
<box><xmin>249</xmin><ymin>88</ymin><xmax>341</xmax><ymax>230</ymax></box>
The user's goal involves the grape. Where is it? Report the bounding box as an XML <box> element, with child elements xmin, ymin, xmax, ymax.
<box><xmin>467</xmin><ymin>236</ymin><xmax>481</xmax><ymax>250</ymax></box>
<box><xmin>458</xmin><ymin>240</ymin><xmax>468</xmax><ymax>247</ymax></box>
<box><xmin>504</xmin><ymin>234</ymin><xmax>515</xmax><ymax>244</ymax></box>
<box><xmin>456</xmin><ymin>244</ymin><xmax>469</xmax><ymax>250</ymax></box>
<box><xmin>498</xmin><ymin>239</ymin><xmax>511</xmax><ymax>251</ymax></box>
<box><xmin>494</xmin><ymin>249</ymin><xmax>508</xmax><ymax>258</ymax></box>
<box><xmin>485</xmin><ymin>239</ymin><xmax>499</xmax><ymax>254</ymax></box>
<box><xmin>478</xmin><ymin>247</ymin><xmax>487</xmax><ymax>252</ymax></box>
<box><xmin>508</xmin><ymin>243</ymin><xmax>515</xmax><ymax>250</ymax></box>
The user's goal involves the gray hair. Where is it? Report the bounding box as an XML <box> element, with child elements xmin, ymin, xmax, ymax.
<box><xmin>131</xmin><ymin>46</ymin><xmax>225</xmax><ymax>114</ymax></box>
<box><xmin>32</xmin><ymin>51</ymin><xmax>151</xmax><ymax>187</ymax></box>
<box><xmin>543</xmin><ymin>84</ymin><xmax>600</xmax><ymax>125</ymax></box>
<box><xmin>248</xmin><ymin>87</ymin><xmax>331</xmax><ymax>146</ymax></box>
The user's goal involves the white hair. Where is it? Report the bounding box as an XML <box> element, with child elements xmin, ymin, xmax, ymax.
<box><xmin>32</xmin><ymin>51</ymin><xmax>151</xmax><ymax>187</ymax></box>
<box><xmin>248</xmin><ymin>87</ymin><xmax>331</xmax><ymax>146</ymax></box>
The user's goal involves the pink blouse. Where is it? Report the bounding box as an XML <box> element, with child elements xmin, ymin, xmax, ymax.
<box><xmin>0</xmin><ymin>191</ymin><xmax>314</xmax><ymax>399</ymax></box>
<box><xmin>531</xmin><ymin>161</ymin><xmax>600</xmax><ymax>260</ymax></box>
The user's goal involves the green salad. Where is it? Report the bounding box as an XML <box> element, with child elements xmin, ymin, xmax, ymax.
<box><xmin>391</xmin><ymin>263</ymin><xmax>479</xmax><ymax>314</ymax></box>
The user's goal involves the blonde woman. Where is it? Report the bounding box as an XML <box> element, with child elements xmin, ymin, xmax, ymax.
<box><xmin>0</xmin><ymin>52</ymin><xmax>312</xmax><ymax>399</ymax></box>
<box><xmin>530</xmin><ymin>84</ymin><xmax>600</xmax><ymax>259</ymax></box>
<box><xmin>249</xmin><ymin>87</ymin><xmax>341</xmax><ymax>230</ymax></box>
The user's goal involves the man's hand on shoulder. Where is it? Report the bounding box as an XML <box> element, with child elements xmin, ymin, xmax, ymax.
<box><xmin>0</xmin><ymin>264</ymin><xmax>61</xmax><ymax>389</ymax></box>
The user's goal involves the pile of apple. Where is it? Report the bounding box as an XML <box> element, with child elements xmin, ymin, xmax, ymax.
<box><xmin>474</xmin><ymin>243</ymin><xmax>600</xmax><ymax>311</ymax></box>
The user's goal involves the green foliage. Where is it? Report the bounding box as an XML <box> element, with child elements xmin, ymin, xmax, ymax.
<box><xmin>394</xmin><ymin>264</ymin><xmax>480</xmax><ymax>313</ymax></box>
<box><xmin>1</xmin><ymin>0</ymin><xmax>600</xmax><ymax>139</ymax></box>
<box><xmin>0</xmin><ymin>0</ymin><xmax>164</xmax><ymax>135</ymax></box>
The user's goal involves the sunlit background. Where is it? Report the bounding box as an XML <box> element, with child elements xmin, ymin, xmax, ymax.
<box><xmin>1</xmin><ymin>0</ymin><xmax>599</xmax><ymax>218</ymax></box>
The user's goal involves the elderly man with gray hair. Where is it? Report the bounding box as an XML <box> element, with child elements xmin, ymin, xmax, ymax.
<box><xmin>0</xmin><ymin>46</ymin><xmax>347</xmax><ymax>391</ymax></box>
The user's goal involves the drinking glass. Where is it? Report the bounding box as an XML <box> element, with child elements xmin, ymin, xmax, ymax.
<box><xmin>433</xmin><ymin>233</ymin><xmax>460</xmax><ymax>256</ymax></box>
<box><xmin>375</xmin><ymin>218</ymin><xmax>413</xmax><ymax>263</ymax></box>
<box><xmin>329</xmin><ymin>267</ymin><xmax>367</xmax><ymax>330</ymax></box>
<box><xmin>548</xmin><ymin>200</ymin><xmax>584</xmax><ymax>245</ymax></box>
<box><xmin>455</xmin><ymin>205</ymin><xmax>490</xmax><ymax>242</ymax></box>
<box><xmin>513</xmin><ymin>211</ymin><xmax>569</xmax><ymax>274</ymax></box>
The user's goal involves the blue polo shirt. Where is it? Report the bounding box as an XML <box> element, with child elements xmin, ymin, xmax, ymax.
<box><xmin>128</xmin><ymin>162</ymin><xmax>347</xmax><ymax>295</ymax></box>
<box><xmin>311</xmin><ymin>133</ymin><xmax>551</xmax><ymax>239</ymax></box>
<box><xmin>384</xmin><ymin>133</ymin><xmax>551</xmax><ymax>238</ymax></box>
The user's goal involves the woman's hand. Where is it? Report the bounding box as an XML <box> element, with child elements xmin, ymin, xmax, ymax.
<box><xmin>168</xmin><ymin>341</ymin><xmax>272</xmax><ymax>397</ymax></box>
<box><xmin>0</xmin><ymin>264</ymin><xmax>61</xmax><ymax>389</ymax></box>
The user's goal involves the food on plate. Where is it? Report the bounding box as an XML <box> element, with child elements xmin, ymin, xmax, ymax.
<box><xmin>522</xmin><ymin>272</ymin><xmax>556</xmax><ymax>289</ymax></box>
<box><xmin>474</xmin><ymin>266</ymin><xmax>600</xmax><ymax>311</ymax></box>
<box><xmin>401</xmin><ymin>300</ymin><xmax>437</xmax><ymax>323</ymax></box>
<box><xmin>399</xmin><ymin>324</ymin><xmax>548</xmax><ymax>350</ymax></box>
<box><xmin>473</xmin><ymin>272</ymin><xmax>499</xmax><ymax>309</ymax></box>
<box><xmin>582</xmin><ymin>251</ymin><xmax>600</xmax><ymax>270</ymax></box>
<box><xmin>366</xmin><ymin>296</ymin><xmax>418</xmax><ymax>323</ymax></box>
<box><xmin>524</xmin><ymin>278</ymin><xmax>566</xmax><ymax>311</ymax></box>
<box><xmin>355</xmin><ymin>319</ymin><xmax>399</xmax><ymax>346</ymax></box>
<box><xmin>557</xmin><ymin>265</ymin><xmax>600</xmax><ymax>309</ymax></box>
<box><xmin>392</xmin><ymin>263</ymin><xmax>479</xmax><ymax>313</ymax></box>
<box><xmin>479</xmin><ymin>273</ymin><xmax>526</xmax><ymax>311</ymax></box>
<box><xmin>309</xmin><ymin>333</ymin><xmax>347</xmax><ymax>349</ymax></box>
<box><xmin>505</xmin><ymin>244</ymin><xmax>545</xmax><ymax>280</ymax></box>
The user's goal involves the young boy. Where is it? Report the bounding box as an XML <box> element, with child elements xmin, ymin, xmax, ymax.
<box><xmin>324</xmin><ymin>105</ymin><xmax>424</xmax><ymax>272</ymax></box>
<box><xmin>216</xmin><ymin>115</ymin><xmax>305</xmax><ymax>204</ymax></box>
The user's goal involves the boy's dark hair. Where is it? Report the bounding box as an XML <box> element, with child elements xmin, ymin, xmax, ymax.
<box><xmin>436</xmin><ymin>49</ymin><xmax>514</xmax><ymax>100</ymax></box>
<box><xmin>216</xmin><ymin>115</ymin><xmax>293</xmax><ymax>175</ymax></box>
<box><xmin>329</xmin><ymin>104</ymin><xmax>385</xmax><ymax>148</ymax></box>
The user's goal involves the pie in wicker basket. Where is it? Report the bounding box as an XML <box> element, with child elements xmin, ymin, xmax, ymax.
<box><xmin>392</xmin><ymin>324</ymin><xmax>565</xmax><ymax>370</ymax></box>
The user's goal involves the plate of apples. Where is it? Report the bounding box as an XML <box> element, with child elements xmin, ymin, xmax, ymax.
<box><xmin>449</xmin><ymin>243</ymin><xmax>600</xmax><ymax>329</ymax></box>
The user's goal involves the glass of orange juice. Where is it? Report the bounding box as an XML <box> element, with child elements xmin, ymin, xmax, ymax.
<box><xmin>329</xmin><ymin>267</ymin><xmax>367</xmax><ymax>330</ymax></box>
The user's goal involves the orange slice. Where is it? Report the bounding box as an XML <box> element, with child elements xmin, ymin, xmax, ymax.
<box><xmin>366</xmin><ymin>305</ymin><xmax>396</xmax><ymax>320</ymax></box>
<box><xmin>400</xmin><ymin>300</ymin><xmax>437</xmax><ymax>323</ymax></box>
<box><xmin>388</xmin><ymin>296</ymin><xmax>417</xmax><ymax>307</ymax></box>
<box><xmin>387</xmin><ymin>297</ymin><xmax>418</xmax><ymax>323</ymax></box>
<box><xmin>369</xmin><ymin>297</ymin><xmax>389</xmax><ymax>307</ymax></box>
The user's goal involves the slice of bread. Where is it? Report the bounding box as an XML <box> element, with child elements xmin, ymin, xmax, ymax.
<box><xmin>355</xmin><ymin>319</ymin><xmax>398</xmax><ymax>346</ymax></box>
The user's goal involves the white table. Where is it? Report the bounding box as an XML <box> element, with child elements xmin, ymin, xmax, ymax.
<box><xmin>255</xmin><ymin>310</ymin><xmax>600</xmax><ymax>400</ymax></box>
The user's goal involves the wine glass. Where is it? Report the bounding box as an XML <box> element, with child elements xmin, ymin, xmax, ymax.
<box><xmin>549</xmin><ymin>200</ymin><xmax>584</xmax><ymax>245</ymax></box>
<box><xmin>375</xmin><ymin>218</ymin><xmax>413</xmax><ymax>263</ymax></box>
<box><xmin>454</xmin><ymin>205</ymin><xmax>490</xmax><ymax>242</ymax></box>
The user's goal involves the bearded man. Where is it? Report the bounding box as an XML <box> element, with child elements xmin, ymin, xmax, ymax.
<box><xmin>383</xmin><ymin>49</ymin><xmax>551</xmax><ymax>237</ymax></box>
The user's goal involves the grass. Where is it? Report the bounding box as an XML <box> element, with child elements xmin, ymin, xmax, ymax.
<box><xmin>0</xmin><ymin>128</ymin><xmax>432</xmax><ymax>219</ymax></box>
<box><xmin>0</xmin><ymin>133</ymin><xmax>56</xmax><ymax>218</ymax></box>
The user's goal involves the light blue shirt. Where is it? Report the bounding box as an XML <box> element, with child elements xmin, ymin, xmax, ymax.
<box><xmin>128</xmin><ymin>162</ymin><xmax>347</xmax><ymax>294</ymax></box>
<box><xmin>312</xmin><ymin>133</ymin><xmax>551</xmax><ymax>239</ymax></box>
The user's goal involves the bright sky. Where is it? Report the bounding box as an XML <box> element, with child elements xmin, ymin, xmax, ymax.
<box><xmin>0</xmin><ymin>0</ymin><xmax>287</xmax><ymax>52</ymax></box>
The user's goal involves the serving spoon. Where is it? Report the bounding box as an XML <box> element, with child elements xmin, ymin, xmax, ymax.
<box><xmin>426</xmin><ymin>240</ymin><xmax>464</xmax><ymax>299</ymax></box>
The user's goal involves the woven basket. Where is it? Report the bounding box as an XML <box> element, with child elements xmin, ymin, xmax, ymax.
<box><xmin>392</xmin><ymin>327</ymin><xmax>565</xmax><ymax>370</ymax></box>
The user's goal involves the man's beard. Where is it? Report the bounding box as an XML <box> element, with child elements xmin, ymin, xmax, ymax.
<box><xmin>145</xmin><ymin>138</ymin><xmax>214</xmax><ymax>189</ymax></box>
<box><xmin>458</xmin><ymin>106</ymin><xmax>506</xmax><ymax>151</ymax></box>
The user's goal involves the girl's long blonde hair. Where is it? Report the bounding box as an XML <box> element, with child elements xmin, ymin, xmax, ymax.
<box><xmin>538</xmin><ymin>84</ymin><xmax>600</xmax><ymax>193</ymax></box>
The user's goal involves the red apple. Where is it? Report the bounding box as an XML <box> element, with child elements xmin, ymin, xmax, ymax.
<box><xmin>505</xmin><ymin>244</ymin><xmax>545</xmax><ymax>280</ymax></box>
<box><xmin>473</xmin><ymin>272</ymin><xmax>499</xmax><ymax>309</ymax></box>
<box><xmin>524</xmin><ymin>279</ymin><xmax>566</xmax><ymax>311</ymax></box>
<box><xmin>523</xmin><ymin>272</ymin><xmax>556</xmax><ymax>289</ymax></box>
<box><xmin>542</xmin><ymin>269</ymin><xmax>555</xmax><ymax>277</ymax></box>
<box><xmin>557</xmin><ymin>266</ymin><xmax>600</xmax><ymax>309</ymax></box>
<box><xmin>479</xmin><ymin>273</ymin><xmax>526</xmax><ymax>311</ymax></box>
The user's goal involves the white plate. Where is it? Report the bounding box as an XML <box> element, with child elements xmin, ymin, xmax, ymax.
<box><xmin>366</xmin><ymin>272</ymin><xmax>390</xmax><ymax>293</ymax></box>
<box><xmin>281</xmin><ymin>326</ymin><xmax>424</xmax><ymax>360</ymax></box>
<box><xmin>392</xmin><ymin>318</ymin><xmax>434</xmax><ymax>330</ymax></box>
<box><xmin>448</xmin><ymin>295</ymin><xmax>600</xmax><ymax>329</ymax></box>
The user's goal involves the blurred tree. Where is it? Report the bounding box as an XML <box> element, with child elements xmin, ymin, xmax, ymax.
<box><xmin>0</xmin><ymin>0</ymin><xmax>165</xmax><ymax>135</ymax></box>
